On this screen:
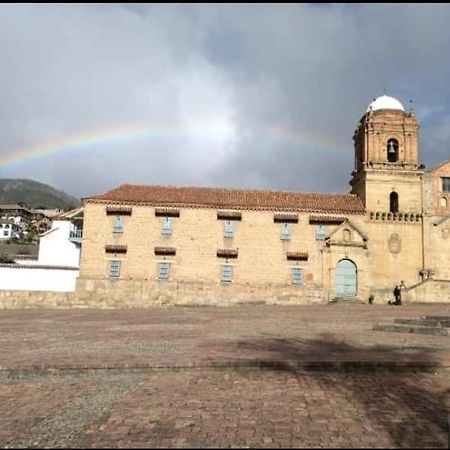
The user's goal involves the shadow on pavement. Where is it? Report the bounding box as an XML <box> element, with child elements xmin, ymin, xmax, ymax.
<box><xmin>233</xmin><ymin>334</ymin><xmax>449</xmax><ymax>448</ymax></box>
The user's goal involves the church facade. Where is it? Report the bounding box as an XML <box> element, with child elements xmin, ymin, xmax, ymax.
<box><xmin>76</xmin><ymin>95</ymin><xmax>450</xmax><ymax>306</ymax></box>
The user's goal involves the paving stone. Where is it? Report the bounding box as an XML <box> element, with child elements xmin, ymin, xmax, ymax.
<box><xmin>0</xmin><ymin>305</ymin><xmax>450</xmax><ymax>447</ymax></box>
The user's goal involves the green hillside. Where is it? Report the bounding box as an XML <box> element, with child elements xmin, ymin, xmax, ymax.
<box><xmin>0</xmin><ymin>179</ymin><xmax>81</xmax><ymax>210</ymax></box>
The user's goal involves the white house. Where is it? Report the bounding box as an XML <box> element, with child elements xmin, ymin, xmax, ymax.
<box><xmin>0</xmin><ymin>219</ymin><xmax>22</xmax><ymax>240</ymax></box>
<box><xmin>38</xmin><ymin>219</ymin><xmax>81</xmax><ymax>267</ymax></box>
<box><xmin>0</xmin><ymin>208</ymin><xmax>83</xmax><ymax>292</ymax></box>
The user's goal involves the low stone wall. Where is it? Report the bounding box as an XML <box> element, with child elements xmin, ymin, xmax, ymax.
<box><xmin>2</xmin><ymin>277</ymin><xmax>449</xmax><ymax>310</ymax></box>
<box><xmin>0</xmin><ymin>290</ymin><xmax>75</xmax><ymax>309</ymax></box>
<box><xmin>0</xmin><ymin>278</ymin><xmax>328</xmax><ymax>309</ymax></box>
<box><xmin>74</xmin><ymin>278</ymin><xmax>328</xmax><ymax>308</ymax></box>
<box><xmin>405</xmin><ymin>279</ymin><xmax>450</xmax><ymax>303</ymax></box>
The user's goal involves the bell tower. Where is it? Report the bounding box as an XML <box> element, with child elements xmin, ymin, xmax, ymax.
<box><xmin>350</xmin><ymin>95</ymin><xmax>424</xmax><ymax>213</ymax></box>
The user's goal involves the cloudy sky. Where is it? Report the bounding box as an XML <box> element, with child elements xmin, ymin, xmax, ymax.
<box><xmin>1</xmin><ymin>3</ymin><xmax>450</xmax><ymax>199</ymax></box>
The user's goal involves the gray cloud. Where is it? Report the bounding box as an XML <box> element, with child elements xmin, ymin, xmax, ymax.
<box><xmin>0</xmin><ymin>4</ymin><xmax>449</xmax><ymax>199</ymax></box>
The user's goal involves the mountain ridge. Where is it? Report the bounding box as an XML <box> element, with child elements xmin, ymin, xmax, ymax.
<box><xmin>0</xmin><ymin>179</ymin><xmax>81</xmax><ymax>210</ymax></box>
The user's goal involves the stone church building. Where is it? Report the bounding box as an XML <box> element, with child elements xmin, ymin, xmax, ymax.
<box><xmin>77</xmin><ymin>95</ymin><xmax>450</xmax><ymax>306</ymax></box>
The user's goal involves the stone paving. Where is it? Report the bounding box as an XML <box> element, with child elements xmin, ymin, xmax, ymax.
<box><xmin>0</xmin><ymin>304</ymin><xmax>450</xmax><ymax>448</ymax></box>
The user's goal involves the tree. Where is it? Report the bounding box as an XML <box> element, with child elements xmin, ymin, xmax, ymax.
<box><xmin>0</xmin><ymin>253</ymin><xmax>15</xmax><ymax>264</ymax></box>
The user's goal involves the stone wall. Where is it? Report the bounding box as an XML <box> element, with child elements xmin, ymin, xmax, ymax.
<box><xmin>1</xmin><ymin>276</ymin><xmax>449</xmax><ymax>309</ymax></box>
<box><xmin>0</xmin><ymin>290</ymin><xmax>75</xmax><ymax>309</ymax></box>
<box><xmin>0</xmin><ymin>278</ymin><xmax>327</xmax><ymax>309</ymax></box>
<box><xmin>80</xmin><ymin>203</ymin><xmax>353</xmax><ymax>286</ymax></box>
<box><xmin>74</xmin><ymin>278</ymin><xmax>328</xmax><ymax>308</ymax></box>
<box><xmin>405</xmin><ymin>279</ymin><xmax>450</xmax><ymax>303</ymax></box>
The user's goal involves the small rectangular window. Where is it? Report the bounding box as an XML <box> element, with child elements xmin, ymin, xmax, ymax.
<box><xmin>224</xmin><ymin>220</ymin><xmax>234</xmax><ymax>238</ymax></box>
<box><xmin>291</xmin><ymin>267</ymin><xmax>303</xmax><ymax>285</ymax></box>
<box><xmin>315</xmin><ymin>224</ymin><xmax>326</xmax><ymax>240</ymax></box>
<box><xmin>109</xmin><ymin>260</ymin><xmax>121</xmax><ymax>278</ymax></box>
<box><xmin>221</xmin><ymin>264</ymin><xmax>232</xmax><ymax>283</ymax></box>
<box><xmin>442</xmin><ymin>177</ymin><xmax>450</xmax><ymax>193</ymax></box>
<box><xmin>158</xmin><ymin>261</ymin><xmax>170</xmax><ymax>279</ymax></box>
<box><xmin>280</xmin><ymin>222</ymin><xmax>291</xmax><ymax>240</ymax></box>
<box><xmin>113</xmin><ymin>215</ymin><xmax>123</xmax><ymax>233</ymax></box>
<box><xmin>161</xmin><ymin>217</ymin><xmax>172</xmax><ymax>235</ymax></box>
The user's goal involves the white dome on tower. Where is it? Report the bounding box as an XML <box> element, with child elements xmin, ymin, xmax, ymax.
<box><xmin>366</xmin><ymin>95</ymin><xmax>405</xmax><ymax>112</ymax></box>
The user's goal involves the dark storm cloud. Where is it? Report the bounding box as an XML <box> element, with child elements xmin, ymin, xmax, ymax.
<box><xmin>0</xmin><ymin>4</ymin><xmax>449</xmax><ymax>198</ymax></box>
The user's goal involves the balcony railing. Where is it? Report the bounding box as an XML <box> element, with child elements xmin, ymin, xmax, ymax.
<box><xmin>69</xmin><ymin>229</ymin><xmax>83</xmax><ymax>242</ymax></box>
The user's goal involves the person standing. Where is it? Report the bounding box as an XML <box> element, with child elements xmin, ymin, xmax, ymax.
<box><xmin>393</xmin><ymin>285</ymin><xmax>401</xmax><ymax>305</ymax></box>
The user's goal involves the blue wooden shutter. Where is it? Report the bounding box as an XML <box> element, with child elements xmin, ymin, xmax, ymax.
<box><xmin>221</xmin><ymin>264</ymin><xmax>232</xmax><ymax>282</ymax></box>
<box><xmin>224</xmin><ymin>220</ymin><xmax>234</xmax><ymax>238</ymax></box>
<box><xmin>161</xmin><ymin>217</ymin><xmax>172</xmax><ymax>235</ymax></box>
<box><xmin>316</xmin><ymin>224</ymin><xmax>326</xmax><ymax>240</ymax></box>
<box><xmin>291</xmin><ymin>267</ymin><xmax>303</xmax><ymax>284</ymax></box>
<box><xmin>281</xmin><ymin>222</ymin><xmax>291</xmax><ymax>240</ymax></box>
<box><xmin>158</xmin><ymin>262</ymin><xmax>170</xmax><ymax>279</ymax></box>
<box><xmin>113</xmin><ymin>215</ymin><xmax>123</xmax><ymax>233</ymax></box>
<box><xmin>109</xmin><ymin>260</ymin><xmax>121</xmax><ymax>277</ymax></box>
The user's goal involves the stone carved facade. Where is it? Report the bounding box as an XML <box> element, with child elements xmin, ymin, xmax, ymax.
<box><xmin>76</xmin><ymin>95</ymin><xmax>450</xmax><ymax>305</ymax></box>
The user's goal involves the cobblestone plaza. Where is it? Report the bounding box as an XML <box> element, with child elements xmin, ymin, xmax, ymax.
<box><xmin>1</xmin><ymin>304</ymin><xmax>449</xmax><ymax>448</ymax></box>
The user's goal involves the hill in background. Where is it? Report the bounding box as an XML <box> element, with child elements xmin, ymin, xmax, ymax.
<box><xmin>0</xmin><ymin>179</ymin><xmax>81</xmax><ymax>210</ymax></box>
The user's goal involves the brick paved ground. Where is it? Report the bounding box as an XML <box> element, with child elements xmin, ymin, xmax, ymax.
<box><xmin>0</xmin><ymin>304</ymin><xmax>450</xmax><ymax>448</ymax></box>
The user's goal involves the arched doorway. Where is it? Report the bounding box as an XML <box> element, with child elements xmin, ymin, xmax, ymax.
<box><xmin>335</xmin><ymin>259</ymin><xmax>357</xmax><ymax>297</ymax></box>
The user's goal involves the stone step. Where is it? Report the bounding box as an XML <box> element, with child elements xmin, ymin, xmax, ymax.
<box><xmin>425</xmin><ymin>316</ymin><xmax>450</xmax><ymax>326</ymax></box>
<box><xmin>394</xmin><ymin>318</ymin><xmax>450</xmax><ymax>328</ymax></box>
<box><xmin>329</xmin><ymin>297</ymin><xmax>364</xmax><ymax>304</ymax></box>
<box><xmin>373</xmin><ymin>323</ymin><xmax>448</xmax><ymax>336</ymax></box>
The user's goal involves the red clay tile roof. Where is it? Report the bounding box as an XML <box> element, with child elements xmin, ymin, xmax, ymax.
<box><xmin>84</xmin><ymin>184</ymin><xmax>365</xmax><ymax>214</ymax></box>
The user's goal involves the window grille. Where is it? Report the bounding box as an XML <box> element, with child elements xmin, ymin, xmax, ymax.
<box><xmin>109</xmin><ymin>260</ymin><xmax>121</xmax><ymax>278</ymax></box>
<box><xmin>316</xmin><ymin>224</ymin><xmax>326</xmax><ymax>240</ymax></box>
<box><xmin>281</xmin><ymin>222</ymin><xmax>291</xmax><ymax>240</ymax></box>
<box><xmin>113</xmin><ymin>215</ymin><xmax>123</xmax><ymax>233</ymax></box>
<box><xmin>224</xmin><ymin>220</ymin><xmax>234</xmax><ymax>238</ymax></box>
<box><xmin>158</xmin><ymin>262</ymin><xmax>170</xmax><ymax>280</ymax></box>
<box><xmin>291</xmin><ymin>267</ymin><xmax>303</xmax><ymax>284</ymax></box>
<box><xmin>221</xmin><ymin>264</ymin><xmax>232</xmax><ymax>283</ymax></box>
<box><xmin>161</xmin><ymin>217</ymin><xmax>172</xmax><ymax>235</ymax></box>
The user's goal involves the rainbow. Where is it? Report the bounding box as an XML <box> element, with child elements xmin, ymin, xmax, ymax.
<box><xmin>0</xmin><ymin>120</ymin><xmax>348</xmax><ymax>170</ymax></box>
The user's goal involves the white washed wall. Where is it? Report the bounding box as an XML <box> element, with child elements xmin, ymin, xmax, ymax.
<box><xmin>38</xmin><ymin>221</ymin><xmax>80</xmax><ymax>267</ymax></box>
<box><xmin>0</xmin><ymin>265</ymin><xmax>79</xmax><ymax>292</ymax></box>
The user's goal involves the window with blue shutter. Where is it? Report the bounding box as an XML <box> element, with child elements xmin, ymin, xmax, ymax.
<box><xmin>221</xmin><ymin>264</ymin><xmax>232</xmax><ymax>283</ymax></box>
<box><xmin>113</xmin><ymin>215</ymin><xmax>123</xmax><ymax>233</ymax></box>
<box><xmin>281</xmin><ymin>222</ymin><xmax>291</xmax><ymax>240</ymax></box>
<box><xmin>316</xmin><ymin>224</ymin><xmax>326</xmax><ymax>240</ymax></box>
<box><xmin>224</xmin><ymin>220</ymin><xmax>234</xmax><ymax>238</ymax></box>
<box><xmin>291</xmin><ymin>267</ymin><xmax>303</xmax><ymax>284</ymax></box>
<box><xmin>109</xmin><ymin>260</ymin><xmax>121</xmax><ymax>278</ymax></box>
<box><xmin>158</xmin><ymin>262</ymin><xmax>170</xmax><ymax>279</ymax></box>
<box><xmin>161</xmin><ymin>217</ymin><xmax>172</xmax><ymax>235</ymax></box>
